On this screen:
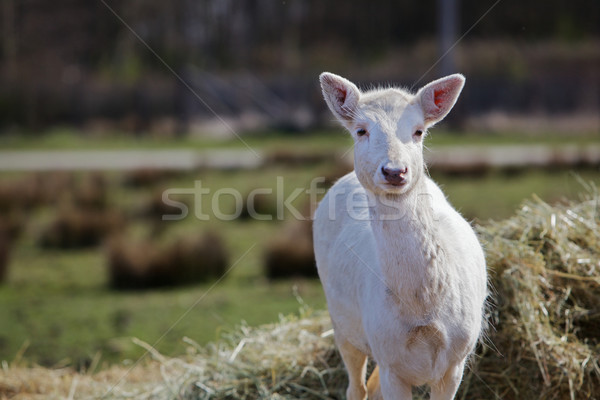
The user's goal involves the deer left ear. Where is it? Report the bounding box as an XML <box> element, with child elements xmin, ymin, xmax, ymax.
<box><xmin>416</xmin><ymin>74</ymin><xmax>465</xmax><ymax>126</ymax></box>
<box><xmin>319</xmin><ymin>72</ymin><xmax>361</xmax><ymax>126</ymax></box>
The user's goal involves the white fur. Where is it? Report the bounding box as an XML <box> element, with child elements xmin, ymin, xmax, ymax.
<box><xmin>314</xmin><ymin>72</ymin><xmax>487</xmax><ymax>400</ymax></box>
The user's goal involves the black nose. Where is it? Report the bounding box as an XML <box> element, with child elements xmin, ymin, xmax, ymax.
<box><xmin>381</xmin><ymin>166</ymin><xmax>408</xmax><ymax>186</ymax></box>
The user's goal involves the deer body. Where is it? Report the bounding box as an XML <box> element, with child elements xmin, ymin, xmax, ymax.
<box><xmin>313</xmin><ymin>73</ymin><xmax>487</xmax><ymax>399</ymax></box>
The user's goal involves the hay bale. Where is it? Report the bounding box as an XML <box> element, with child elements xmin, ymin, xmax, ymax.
<box><xmin>140</xmin><ymin>189</ymin><xmax>189</xmax><ymax>221</ymax></box>
<box><xmin>0</xmin><ymin>172</ymin><xmax>75</xmax><ymax>213</ymax></box>
<box><xmin>265</xmin><ymin>218</ymin><xmax>318</xmax><ymax>279</ymax></box>
<box><xmin>72</xmin><ymin>172</ymin><xmax>108</xmax><ymax>211</ymax></box>
<box><xmin>38</xmin><ymin>209</ymin><xmax>123</xmax><ymax>249</ymax></box>
<box><xmin>0</xmin><ymin>216</ymin><xmax>19</xmax><ymax>283</ymax></box>
<box><xmin>175</xmin><ymin>311</ymin><xmax>346</xmax><ymax>399</ymax></box>
<box><xmin>0</xmin><ymin>312</ymin><xmax>344</xmax><ymax>399</ymax></box>
<box><xmin>169</xmin><ymin>232</ymin><xmax>228</xmax><ymax>282</ymax></box>
<box><xmin>121</xmin><ymin>168</ymin><xmax>178</xmax><ymax>188</ymax></box>
<box><xmin>108</xmin><ymin>232</ymin><xmax>228</xmax><ymax>290</ymax></box>
<box><xmin>266</xmin><ymin>149</ymin><xmax>331</xmax><ymax>167</ymax></box>
<box><xmin>108</xmin><ymin>238</ymin><xmax>179</xmax><ymax>290</ymax></box>
<box><xmin>0</xmin><ymin>175</ymin><xmax>43</xmax><ymax>212</ymax></box>
<box><xmin>0</xmin><ymin>213</ymin><xmax>25</xmax><ymax>242</ymax></box>
<box><xmin>239</xmin><ymin>191</ymin><xmax>278</xmax><ymax>220</ymax></box>
<box><xmin>0</xmin><ymin>232</ymin><xmax>10</xmax><ymax>283</ymax></box>
<box><xmin>465</xmin><ymin>190</ymin><xmax>600</xmax><ymax>400</ymax></box>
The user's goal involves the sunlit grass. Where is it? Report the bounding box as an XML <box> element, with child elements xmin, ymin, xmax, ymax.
<box><xmin>432</xmin><ymin>169</ymin><xmax>600</xmax><ymax>221</ymax></box>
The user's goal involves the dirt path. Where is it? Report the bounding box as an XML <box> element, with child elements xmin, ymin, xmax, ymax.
<box><xmin>0</xmin><ymin>149</ymin><xmax>263</xmax><ymax>171</ymax></box>
<box><xmin>0</xmin><ymin>144</ymin><xmax>598</xmax><ymax>171</ymax></box>
<box><xmin>424</xmin><ymin>144</ymin><xmax>600</xmax><ymax>172</ymax></box>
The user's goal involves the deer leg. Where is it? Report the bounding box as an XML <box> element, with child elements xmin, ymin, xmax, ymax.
<box><xmin>366</xmin><ymin>365</ymin><xmax>382</xmax><ymax>400</ymax></box>
<box><xmin>430</xmin><ymin>361</ymin><xmax>465</xmax><ymax>400</ymax></box>
<box><xmin>378</xmin><ymin>366</ymin><xmax>412</xmax><ymax>400</ymax></box>
<box><xmin>335</xmin><ymin>335</ymin><xmax>368</xmax><ymax>400</ymax></box>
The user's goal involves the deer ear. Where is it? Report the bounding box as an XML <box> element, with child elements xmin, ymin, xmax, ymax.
<box><xmin>320</xmin><ymin>72</ymin><xmax>361</xmax><ymax>124</ymax></box>
<box><xmin>417</xmin><ymin>74</ymin><xmax>465</xmax><ymax>126</ymax></box>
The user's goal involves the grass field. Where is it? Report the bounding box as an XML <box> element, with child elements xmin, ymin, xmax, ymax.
<box><xmin>2</xmin><ymin>188</ymin><xmax>598</xmax><ymax>399</ymax></box>
<box><xmin>0</xmin><ymin>129</ymin><xmax>598</xmax><ymax>369</ymax></box>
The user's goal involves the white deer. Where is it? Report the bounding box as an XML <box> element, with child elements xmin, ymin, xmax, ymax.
<box><xmin>313</xmin><ymin>72</ymin><xmax>487</xmax><ymax>400</ymax></box>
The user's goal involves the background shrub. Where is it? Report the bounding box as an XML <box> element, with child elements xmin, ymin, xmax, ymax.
<box><xmin>238</xmin><ymin>191</ymin><xmax>278</xmax><ymax>220</ymax></box>
<box><xmin>121</xmin><ymin>168</ymin><xmax>179</xmax><ymax>188</ymax></box>
<box><xmin>108</xmin><ymin>232</ymin><xmax>228</xmax><ymax>290</ymax></box>
<box><xmin>0</xmin><ymin>232</ymin><xmax>10</xmax><ymax>283</ymax></box>
<box><xmin>265</xmin><ymin>217</ymin><xmax>317</xmax><ymax>279</ymax></box>
<box><xmin>71</xmin><ymin>172</ymin><xmax>107</xmax><ymax>211</ymax></box>
<box><xmin>266</xmin><ymin>149</ymin><xmax>331</xmax><ymax>167</ymax></box>
<box><xmin>170</xmin><ymin>232</ymin><xmax>228</xmax><ymax>282</ymax></box>
<box><xmin>139</xmin><ymin>189</ymin><xmax>190</xmax><ymax>221</ymax></box>
<box><xmin>38</xmin><ymin>208</ymin><xmax>123</xmax><ymax>249</ymax></box>
<box><xmin>0</xmin><ymin>173</ymin><xmax>75</xmax><ymax>214</ymax></box>
<box><xmin>0</xmin><ymin>213</ymin><xmax>26</xmax><ymax>242</ymax></box>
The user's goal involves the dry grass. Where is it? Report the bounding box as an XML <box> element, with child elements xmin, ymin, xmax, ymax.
<box><xmin>0</xmin><ymin>311</ymin><xmax>342</xmax><ymax>399</ymax></box>
<box><xmin>465</xmin><ymin>186</ymin><xmax>600</xmax><ymax>400</ymax></box>
<box><xmin>2</xmin><ymin>189</ymin><xmax>599</xmax><ymax>399</ymax></box>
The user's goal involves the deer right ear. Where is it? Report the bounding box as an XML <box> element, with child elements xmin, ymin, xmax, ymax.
<box><xmin>320</xmin><ymin>72</ymin><xmax>360</xmax><ymax>124</ymax></box>
<box><xmin>416</xmin><ymin>74</ymin><xmax>465</xmax><ymax>127</ymax></box>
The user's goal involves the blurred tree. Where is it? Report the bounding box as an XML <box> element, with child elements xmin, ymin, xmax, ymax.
<box><xmin>1</xmin><ymin>0</ymin><xmax>16</xmax><ymax>78</ymax></box>
<box><xmin>438</xmin><ymin>0</ymin><xmax>459</xmax><ymax>77</ymax></box>
<box><xmin>0</xmin><ymin>0</ymin><xmax>597</xmax><ymax>131</ymax></box>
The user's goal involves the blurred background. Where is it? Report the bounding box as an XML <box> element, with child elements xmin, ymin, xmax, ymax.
<box><xmin>0</xmin><ymin>0</ymin><xmax>598</xmax><ymax>370</ymax></box>
<box><xmin>1</xmin><ymin>0</ymin><xmax>599</xmax><ymax>134</ymax></box>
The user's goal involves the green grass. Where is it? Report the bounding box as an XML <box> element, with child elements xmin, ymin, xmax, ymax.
<box><xmin>432</xmin><ymin>169</ymin><xmax>600</xmax><ymax>221</ymax></box>
<box><xmin>1</xmin><ymin>239</ymin><xmax>326</xmax><ymax>368</ymax></box>
<box><xmin>0</xmin><ymin>164</ymin><xmax>334</xmax><ymax>367</ymax></box>
<box><xmin>0</xmin><ymin>130</ymin><xmax>598</xmax><ymax>369</ymax></box>
<box><xmin>425</xmin><ymin>129</ymin><xmax>600</xmax><ymax>147</ymax></box>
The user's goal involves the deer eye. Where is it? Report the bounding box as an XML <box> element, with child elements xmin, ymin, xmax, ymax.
<box><xmin>356</xmin><ymin>128</ymin><xmax>368</xmax><ymax>137</ymax></box>
<box><xmin>414</xmin><ymin>129</ymin><xmax>424</xmax><ymax>137</ymax></box>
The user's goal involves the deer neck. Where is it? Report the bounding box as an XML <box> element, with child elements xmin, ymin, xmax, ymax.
<box><xmin>368</xmin><ymin>179</ymin><xmax>446</xmax><ymax>320</ymax></box>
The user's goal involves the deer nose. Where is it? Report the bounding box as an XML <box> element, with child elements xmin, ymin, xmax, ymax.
<box><xmin>381</xmin><ymin>166</ymin><xmax>408</xmax><ymax>186</ymax></box>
